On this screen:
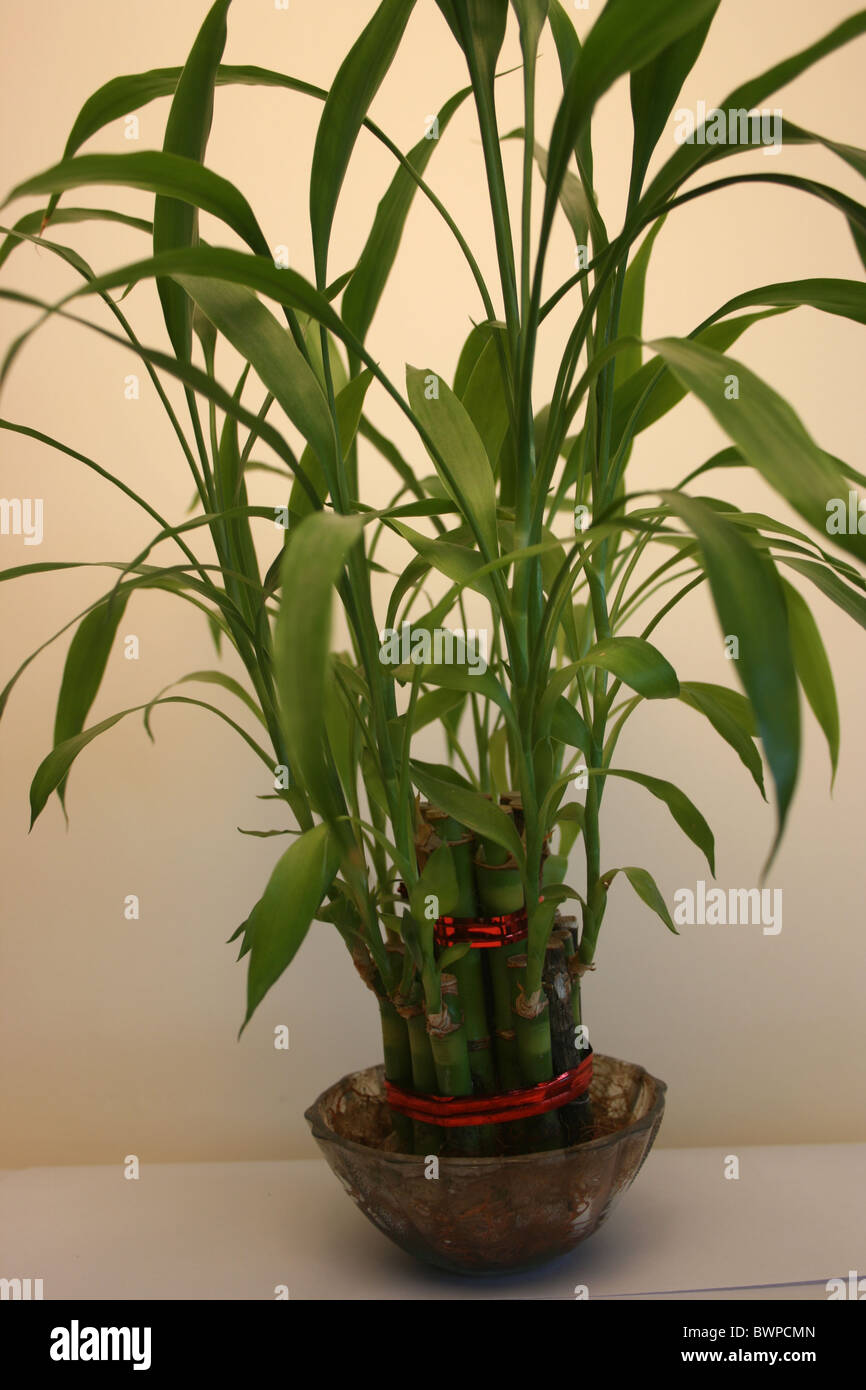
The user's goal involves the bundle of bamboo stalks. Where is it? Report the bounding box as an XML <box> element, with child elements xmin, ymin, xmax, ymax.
<box><xmin>385</xmin><ymin>796</ymin><xmax>593</xmax><ymax>1157</ymax></box>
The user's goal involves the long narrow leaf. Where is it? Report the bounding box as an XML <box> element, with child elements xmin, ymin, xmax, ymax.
<box><xmin>651</xmin><ymin>336</ymin><xmax>866</xmax><ymax>567</ymax></box>
<box><xmin>274</xmin><ymin>512</ymin><xmax>364</xmax><ymax>818</ymax></box>
<box><xmin>53</xmin><ymin>594</ymin><xmax>128</xmax><ymax>805</ymax></box>
<box><xmin>596</xmin><ymin>767</ymin><xmax>715</xmax><ymax>873</ymax></box>
<box><xmin>4</xmin><ymin>153</ymin><xmax>269</xmax><ymax>257</ymax></box>
<box><xmin>342</xmin><ymin>82</ymin><xmax>470</xmax><ymax>344</ymax></box>
<box><xmin>241</xmin><ymin>823</ymin><xmax>339</xmax><ymax>1032</ymax></box>
<box><xmin>310</xmin><ymin>0</ymin><xmax>417</xmax><ymax>285</ymax></box>
<box><xmin>662</xmin><ymin>491</ymin><xmax>799</xmax><ymax>859</ymax></box>
<box><xmin>154</xmin><ymin>0</ymin><xmax>232</xmax><ymax>360</ymax></box>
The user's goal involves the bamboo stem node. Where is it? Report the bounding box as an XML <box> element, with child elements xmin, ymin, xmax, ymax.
<box><xmin>513</xmin><ymin>985</ymin><xmax>547</xmax><ymax>1020</ymax></box>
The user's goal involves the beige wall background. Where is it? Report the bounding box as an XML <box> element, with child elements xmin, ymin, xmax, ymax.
<box><xmin>1</xmin><ymin>0</ymin><xmax>864</xmax><ymax>1167</ymax></box>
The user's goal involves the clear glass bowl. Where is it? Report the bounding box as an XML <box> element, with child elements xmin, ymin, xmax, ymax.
<box><xmin>305</xmin><ymin>1052</ymin><xmax>666</xmax><ymax>1275</ymax></box>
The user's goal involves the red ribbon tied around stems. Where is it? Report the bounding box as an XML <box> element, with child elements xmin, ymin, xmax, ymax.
<box><xmin>432</xmin><ymin>908</ymin><xmax>528</xmax><ymax>949</ymax></box>
<box><xmin>396</xmin><ymin>883</ymin><xmax>529</xmax><ymax>949</ymax></box>
<box><xmin>385</xmin><ymin>1052</ymin><xmax>593</xmax><ymax>1127</ymax></box>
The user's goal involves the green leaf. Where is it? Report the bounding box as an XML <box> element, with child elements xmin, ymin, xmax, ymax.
<box><xmin>543</xmin><ymin>636</ymin><xmax>679</xmax><ymax>720</ymax></box>
<box><xmin>641</xmin><ymin>12</ymin><xmax>866</xmax><ymax>214</ymax></box>
<box><xmin>4</xmin><ymin>153</ymin><xmax>269</xmax><ymax>258</ymax></box>
<box><xmin>384</xmin><ymin>520</ymin><xmax>495</xmax><ymax>602</ymax></box>
<box><xmin>174</xmin><ymin>275</ymin><xmax>336</xmax><ymax>484</ymax></box>
<box><xmin>532</xmin><ymin>138</ymin><xmax>589</xmax><ymax>248</ymax></box>
<box><xmin>43</xmin><ymin>295</ymin><xmax>321</xmax><ymax>507</ymax></box>
<box><xmin>546</xmin><ymin>0</ymin><xmax>594</xmax><ymax>188</ymax></box>
<box><xmin>30</xmin><ymin>695</ymin><xmax>275</xmax><ymax>828</ymax></box>
<box><xmin>389</xmin><ymin>686</ymin><xmax>464</xmax><ymax>740</ymax></box>
<box><xmin>651</xmin><ymin>336</ymin><xmax>866</xmax><ymax>567</ymax></box>
<box><xmin>170</xmin><ymin>670</ymin><xmax>266</xmax><ymax>725</ymax></box>
<box><xmin>409</xmin><ymin>841</ymin><xmax>459</xmax><ymax>924</ymax></box>
<box><xmin>782</xmin><ymin>580</ymin><xmax>840</xmax><ymax>784</ymax></box>
<box><xmin>0</xmin><ymin>207</ymin><xmax>152</xmax><ymax>273</ymax></box>
<box><xmin>361</xmin><ymin>747</ymin><xmax>391</xmax><ymax>819</ymax></box>
<box><xmin>561</xmin><ymin>310</ymin><xmax>788</xmax><ymax>487</ymax></box>
<box><xmin>555</xmin><ymin>800</ymin><xmax>584</xmax><ymax>857</ymax></box>
<box><xmin>615</xmin><ymin>216</ymin><xmax>666</xmax><ymax>387</ymax></box>
<box><xmin>310</xmin><ymin>0</ymin><xmax>417</xmax><ymax>284</ymax></box>
<box><xmin>585</xmin><ymin>635</ymin><xmax>679</xmax><ymax>698</ymax></box>
<box><xmin>52</xmin><ymin>593</ymin><xmax>128</xmax><ymax>806</ymax></box>
<box><xmin>324</xmin><ymin>664</ymin><xmax>359</xmax><ymax>804</ymax></box>
<box><xmin>488</xmin><ymin>724</ymin><xmax>509</xmax><ymax>798</ymax></box>
<box><xmin>153</xmin><ymin>0</ymin><xmax>232</xmax><ymax>360</ymax></box>
<box><xmin>707</xmin><ymin>277</ymin><xmax>866</xmax><ymax>328</ymax></box>
<box><xmin>53</xmin><ymin>246</ymin><xmax>350</xmax><ymax>366</ymax></box>
<box><xmin>0</xmin><ymin>561</ymin><xmax>240</xmax><ymax>724</ymax></box>
<box><xmin>454</xmin><ymin>320</ymin><xmax>496</xmax><ymax>398</ymax></box>
<box><xmin>41</xmin><ymin>62</ymin><xmax>483</xmax><ymax>292</ymax></box>
<box><xmin>409</xmin><ymin>762</ymin><xmax>524</xmax><ymax>866</ymax></box>
<box><xmin>611</xmin><ymin>311</ymin><xmax>787</xmax><ymax>448</ymax></box>
<box><xmin>436</xmin><ymin>942</ymin><xmax>472</xmax><ymax>970</ymax></box>
<box><xmin>781</xmin><ymin>556</ymin><xmax>866</xmax><ymax>632</ymax></box>
<box><xmin>31</xmin><ymin>709</ymin><xmax>132</xmax><ymax>827</ymax></box>
<box><xmin>406</xmin><ymin>366</ymin><xmax>499</xmax><ymax>559</ymax></box>
<box><xmin>679</xmin><ymin>681</ymin><xmax>765</xmax><ymax>798</ymax></box>
<box><xmin>662</xmin><ymin>492</ymin><xmax>799</xmax><ymax>859</ymax></box>
<box><xmin>511</xmin><ymin>0</ymin><xmax>550</xmax><ymax>55</ymax></box>
<box><xmin>541</xmin><ymin>0</ymin><xmax>719</xmax><ymax>253</ymax></box>
<box><xmin>52</xmin><ymin>67</ymin><xmax>333</xmax><ymax>185</ymax></box>
<box><xmin>241</xmin><ymin>823</ymin><xmax>339</xmax><ymax>1032</ymax></box>
<box><xmin>500</xmin><ymin>115</ymin><xmax>594</xmax><ymax>256</ymax></box>
<box><xmin>459</xmin><ymin>325</ymin><xmax>511</xmax><ymax>471</ymax></box>
<box><xmin>395</xmin><ymin>662</ymin><xmax>516</xmax><ymax>736</ymax></box>
<box><xmin>436</xmin><ymin>0</ymin><xmax>509</xmax><ymax>80</ymax></box>
<box><xmin>410</xmin><ymin>758</ymin><xmax>475</xmax><ymax>791</ymax></box>
<box><xmin>274</xmin><ymin>511</ymin><xmax>364</xmax><ymax>818</ymax></box>
<box><xmin>616</xmin><ymin>865</ymin><xmax>678</xmax><ymax>934</ymax></box>
<box><xmin>342</xmin><ymin>82</ymin><xmax>470</xmax><ymax>344</ymax></box>
<box><xmin>628</xmin><ymin>5</ymin><xmax>719</xmax><ymax>198</ymax></box>
<box><xmin>291</xmin><ymin>371</ymin><xmax>373</xmax><ymax>521</ymax></box>
<box><xmin>599</xmin><ymin>767</ymin><xmax>715</xmax><ymax>874</ymax></box>
<box><xmin>682</xmin><ymin>681</ymin><xmax>757</xmax><ymax>736</ymax></box>
<box><xmin>214</xmin><ymin>407</ymin><xmax>260</xmax><ymax>614</ymax></box>
<box><xmin>780</xmin><ymin>124</ymin><xmax>866</xmax><ymax>182</ymax></box>
<box><xmin>549</xmin><ymin>696</ymin><xmax>591</xmax><ymax>757</ymax></box>
<box><xmin>0</xmin><ymin>279</ymin><xmax>337</xmax><ymax>519</ymax></box>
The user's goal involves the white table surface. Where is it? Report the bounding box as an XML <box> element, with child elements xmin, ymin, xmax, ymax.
<box><xmin>0</xmin><ymin>1144</ymin><xmax>863</xmax><ymax>1300</ymax></box>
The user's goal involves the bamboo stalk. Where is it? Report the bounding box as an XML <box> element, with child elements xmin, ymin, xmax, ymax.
<box><xmin>378</xmin><ymin>995</ymin><xmax>414</xmax><ymax>1152</ymax></box>
<box><xmin>555</xmin><ymin>920</ymin><xmax>595</xmax><ymax>1140</ymax></box>
<box><xmin>397</xmin><ymin>984</ymin><xmax>442</xmax><ymax>1156</ymax></box>
<box><xmin>542</xmin><ymin>932</ymin><xmax>592</xmax><ymax>1146</ymax></box>
<box><xmin>448</xmin><ymin>834</ymin><xmax>479</xmax><ymax>916</ymax></box>
<box><xmin>508</xmin><ymin>953</ymin><xmax>561</xmax><ymax>1151</ymax></box>
<box><xmin>475</xmin><ymin>851</ymin><xmax>524</xmax><ymax>1135</ymax></box>
<box><xmin>425</xmin><ymin>972</ymin><xmax>481</xmax><ymax>1157</ymax></box>
<box><xmin>451</xmin><ymin>953</ymin><xmax>495</xmax><ymax>1092</ymax></box>
<box><xmin>488</xmin><ymin>939</ymin><xmax>524</xmax><ymax>1093</ymax></box>
<box><xmin>474</xmin><ymin>853</ymin><xmax>523</xmax><ymax>916</ymax></box>
<box><xmin>451</xmin><ymin>949</ymin><xmax>496</xmax><ymax>1155</ymax></box>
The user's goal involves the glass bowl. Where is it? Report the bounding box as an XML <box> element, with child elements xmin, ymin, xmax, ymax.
<box><xmin>305</xmin><ymin>1052</ymin><xmax>666</xmax><ymax>1275</ymax></box>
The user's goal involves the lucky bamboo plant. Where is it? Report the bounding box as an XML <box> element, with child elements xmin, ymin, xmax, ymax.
<box><xmin>4</xmin><ymin>0</ymin><xmax>866</xmax><ymax>1157</ymax></box>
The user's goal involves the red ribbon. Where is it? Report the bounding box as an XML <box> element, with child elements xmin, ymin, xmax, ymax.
<box><xmin>385</xmin><ymin>1052</ymin><xmax>593</xmax><ymax>1127</ymax></box>
<box><xmin>396</xmin><ymin>882</ymin><xmax>529</xmax><ymax>949</ymax></box>
<box><xmin>433</xmin><ymin>908</ymin><xmax>528</xmax><ymax>949</ymax></box>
